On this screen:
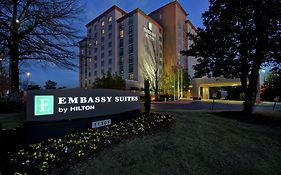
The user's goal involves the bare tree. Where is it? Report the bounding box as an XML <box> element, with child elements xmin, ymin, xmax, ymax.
<box><xmin>0</xmin><ymin>0</ymin><xmax>82</xmax><ymax>96</ymax></box>
<box><xmin>142</xmin><ymin>37</ymin><xmax>163</xmax><ymax>100</ymax></box>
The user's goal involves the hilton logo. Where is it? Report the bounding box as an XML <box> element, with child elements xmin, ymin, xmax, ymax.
<box><xmin>34</xmin><ymin>96</ymin><xmax>54</xmax><ymax>116</ymax></box>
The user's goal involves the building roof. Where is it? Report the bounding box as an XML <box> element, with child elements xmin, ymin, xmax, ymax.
<box><xmin>85</xmin><ymin>5</ymin><xmax>127</xmax><ymax>27</ymax></box>
<box><xmin>186</xmin><ymin>20</ymin><xmax>197</xmax><ymax>31</ymax></box>
<box><xmin>149</xmin><ymin>1</ymin><xmax>188</xmax><ymax>17</ymax></box>
<box><xmin>78</xmin><ymin>37</ymin><xmax>87</xmax><ymax>44</ymax></box>
<box><xmin>116</xmin><ymin>8</ymin><xmax>163</xmax><ymax>29</ymax></box>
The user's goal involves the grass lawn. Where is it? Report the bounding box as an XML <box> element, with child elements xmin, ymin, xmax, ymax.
<box><xmin>70</xmin><ymin>111</ymin><xmax>281</xmax><ymax>175</ymax></box>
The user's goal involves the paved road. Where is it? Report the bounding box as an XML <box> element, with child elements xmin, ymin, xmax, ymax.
<box><xmin>151</xmin><ymin>100</ymin><xmax>281</xmax><ymax>112</ymax></box>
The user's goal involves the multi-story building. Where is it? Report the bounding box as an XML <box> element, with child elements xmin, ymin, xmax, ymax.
<box><xmin>81</xmin><ymin>1</ymin><xmax>244</xmax><ymax>100</ymax></box>
<box><xmin>79</xmin><ymin>6</ymin><xmax>126</xmax><ymax>87</ymax></box>
<box><xmin>79</xmin><ymin>1</ymin><xmax>189</xmax><ymax>91</ymax></box>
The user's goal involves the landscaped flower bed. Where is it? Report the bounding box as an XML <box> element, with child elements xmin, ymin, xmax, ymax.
<box><xmin>4</xmin><ymin>113</ymin><xmax>174</xmax><ymax>174</ymax></box>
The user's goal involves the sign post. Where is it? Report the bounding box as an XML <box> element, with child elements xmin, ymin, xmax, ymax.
<box><xmin>273</xmin><ymin>96</ymin><xmax>279</xmax><ymax>111</ymax></box>
<box><xmin>212</xmin><ymin>92</ymin><xmax>217</xmax><ymax>111</ymax></box>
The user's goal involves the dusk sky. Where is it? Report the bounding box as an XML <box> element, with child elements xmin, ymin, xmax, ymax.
<box><xmin>25</xmin><ymin>0</ymin><xmax>209</xmax><ymax>88</ymax></box>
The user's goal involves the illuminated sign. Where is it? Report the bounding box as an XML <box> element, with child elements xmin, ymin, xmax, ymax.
<box><xmin>34</xmin><ymin>96</ymin><xmax>54</xmax><ymax>116</ymax></box>
<box><xmin>143</xmin><ymin>27</ymin><xmax>156</xmax><ymax>41</ymax></box>
<box><xmin>26</xmin><ymin>89</ymin><xmax>140</xmax><ymax>122</ymax></box>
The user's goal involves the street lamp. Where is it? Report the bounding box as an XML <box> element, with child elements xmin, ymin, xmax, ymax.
<box><xmin>26</xmin><ymin>72</ymin><xmax>31</xmax><ymax>88</ymax></box>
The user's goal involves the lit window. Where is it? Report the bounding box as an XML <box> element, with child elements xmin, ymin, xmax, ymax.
<box><xmin>129</xmin><ymin>73</ymin><xmax>134</xmax><ymax>80</ymax></box>
<box><xmin>101</xmin><ymin>29</ymin><xmax>105</xmax><ymax>34</ymax></box>
<box><xmin>101</xmin><ymin>21</ymin><xmax>105</xmax><ymax>26</ymax></box>
<box><xmin>120</xmin><ymin>30</ymin><xmax>124</xmax><ymax>38</ymax></box>
<box><xmin>108</xmin><ymin>16</ymin><xmax>112</xmax><ymax>22</ymax></box>
<box><xmin>95</xmin><ymin>40</ymin><xmax>98</xmax><ymax>45</ymax></box>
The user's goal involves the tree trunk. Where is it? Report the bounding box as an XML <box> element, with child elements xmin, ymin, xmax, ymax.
<box><xmin>243</xmin><ymin>71</ymin><xmax>259</xmax><ymax>114</ymax></box>
<box><xmin>9</xmin><ymin>50</ymin><xmax>20</xmax><ymax>95</ymax></box>
<box><xmin>155</xmin><ymin>71</ymin><xmax>159</xmax><ymax>101</ymax></box>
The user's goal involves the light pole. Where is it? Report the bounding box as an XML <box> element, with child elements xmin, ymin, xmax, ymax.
<box><xmin>26</xmin><ymin>72</ymin><xmax>31</xmax><ymax>89</ymax></box>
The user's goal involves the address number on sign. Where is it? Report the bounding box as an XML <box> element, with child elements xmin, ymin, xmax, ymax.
<box><xmin>92</xmin><ymin>119</ymin><xmax>111</xmax><ymax>128</ymax></box>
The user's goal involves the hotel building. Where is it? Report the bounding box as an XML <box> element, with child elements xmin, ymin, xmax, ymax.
<box><xmin>79</xmin><ymin>1</ymin><xmax>193</xmax><ymax>90</ymax></box>
<box><xmin>79</xmin><ymin>1</ymin><xmax>244</xmax><ymax>100</ymax></box>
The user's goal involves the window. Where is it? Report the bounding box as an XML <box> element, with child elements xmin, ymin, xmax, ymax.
<box><xmin>119</xmin><ymin>30</ymin><xmax>124</xmax><ymax>38</ymax></box>
<box><xmin>94</xmin><ymin>63</ymin><xmax>97</xmax><ymax>68</ymax></box>
<box><xmin>94</xmin><ymin>71</ymin><xmax>97</xmax><ymax>76</ymax></box>
<box><xmin>101</xmin><ymin>45</ymin><xmax>104</xmax><ymax>50</ymax></box>
<box><xmin>129</xmin><ymin>63</ymin><xmax>134</xmax><ymax>73</ymax></box>
<box><xmin>108</xmin><ymin>50</ymin><xmax>112</xmax><ymax>56</ymax></box>
<box><xmin>108</xmin><ymin>16</ymin><xmax>112</xmax><ymax>22</ymax></box>
<box><xmin>129</xmin><ymin>45</ymin><xmax>134</xmax><ymax>54</ymax></box>
<box><xmin>94</xmin><ymin>25</ymin><xmax>97</xmax><ymax>30</ymax></box>
<box><xmin>88</xmin><ymin>50</ymin><xmax>91</xmax><ymax>55</ymax></box>
<box><xmin>101</xmin><ymin>37</ymin><xmax>104</xmax><ymax>42</ymax></box>
<box><xmin>119</xmin><ymin>39</ymin><xmax>124</xmax><ymax>47</ymax></box>
<box><xmin>108</xmin><ymin>67</ymin><xmax>112</xmax><ymax>73</ymax></box>
<box><xmin>129</xmin><ymin>73</ymin><xmax>134</xmax><ymax>80</ymax></box>
<box><xmin>108</xmin><ymin>41</ymin><xmax>112</xmax><ymax>48</ymax></box>
<box><xmin>95</xmin><ymin>40</ymin><xmax>98</xmax><ymax>45</ymax></box>
<box><xmin>88</xmin><ymin>58</ymin><xmax>92</xmax><ymax>62</ymax></box>
<box><xmin>108</xmin><ymin>33</ymin><xmax>112</xmax><ymax>39</ymax></box>
<box><xmin>94</xmin><ymin>48</ymin><xmax>97</xmax><ymax>53</ymax></box>
<box><xmin>101</xmin><ymin>29</ymin><xmax>105</xmax><ymax>34</ymax></box>
<box><xmin>101</xmin><ymin>60</ymin><xmax>104</xmax><ymax>67</ymax></box>
<box><xmin>89</xmin><ymin>79</ymin><xmax>91</xmax><ymax>84</ymax></box>
<box><xmin>129</xmin><ymin>25</ymin><xmax>133</xmax><ymax>33</ymax></box>
<box><xmin>108</xmin><ymin>24</ymin><xmax>112</xmax><ymax>30</ymax></box>
<box><xmin>101</xmin><ymin>53</ymin><xmax>104</xmax><ymax>58</ymax></box>
<box><xmin>108</xmin><ymin>58</ymin><xmax>112</xmax><ymax>64</ymax></box>
<box><xmin>94</xmin><ymin>55</ymin><xmax>97</xmax><ymax>61</ymax></box>
<box><xmin>94</xmin><ymin>33</ymin><xmax>97</xmax><ymax>37</ymax></box>
<box><xmin>129</xmin><ymin>16</ymin><xmax>133</xmax><ymax>25</ymax></box>
<box><xmin>101</xmin><ymin>69</ymin><xmax>105</xmax><ymax>74</ymax></box>
<box><xmin>88</xmin><ymin>28</ymin><xmax>91</xmax><ymax>34</ymax></box>
<box><xmin>89</xmin><ymin>72</ymin><xmax>91</xmax><ymax>77</ymax></box>
<box><xmin>129</xmin><ymin>54</ymin><xmax>134</xmax><ymax>63</ymax></box>
<box><xmin>101</xmin><ymin>21</ymin><xmax>105</xmax><ymax>26</ymax></box>
<box><xmin>129</xmin><ymin>35</ymin><xmax>133</xmax><ymax>44</ymax></box>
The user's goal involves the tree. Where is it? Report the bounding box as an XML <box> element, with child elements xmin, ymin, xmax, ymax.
<box><xmin>261</xmin><ymin>70</ymin><xmax>281</xmax><ymax>101</ymax></box>
<box><xmin>92</xmin><ymin>72</ymin><xmax>126</xmax><ymax>90</ymax></box>
<box><xmin>142</xmin><ymin>37</ymin><xmax>163</xmax><ymax>100</ymax></box>
<box><xmin>182</xmin><ymin>0</ymin><xmax>281</xmax><ymax>113</ymax></box>
<box><xmin>27</xmin><ymin>84</ymin><xmax>41</xmax><ymax>90</ymax></box>
<box><xmin>0</xmin><ymin>61</ymin><xmax>9</xmax><ymax>97</ymax></box>
<box><xmin>44</xmin><ymin>80</ymin><xmax>57</xmax><ymax>89</ymax></box>
<box><xmin>0</xmin><ymin>0</ymin><xmax>82</xmax><ymax>96</ymax></box>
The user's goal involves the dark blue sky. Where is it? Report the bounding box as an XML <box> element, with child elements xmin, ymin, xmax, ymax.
<box><xmin>26</xmin><ymin>0</ymin><xmax>209</xmax><ymax>88</ymax></box>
